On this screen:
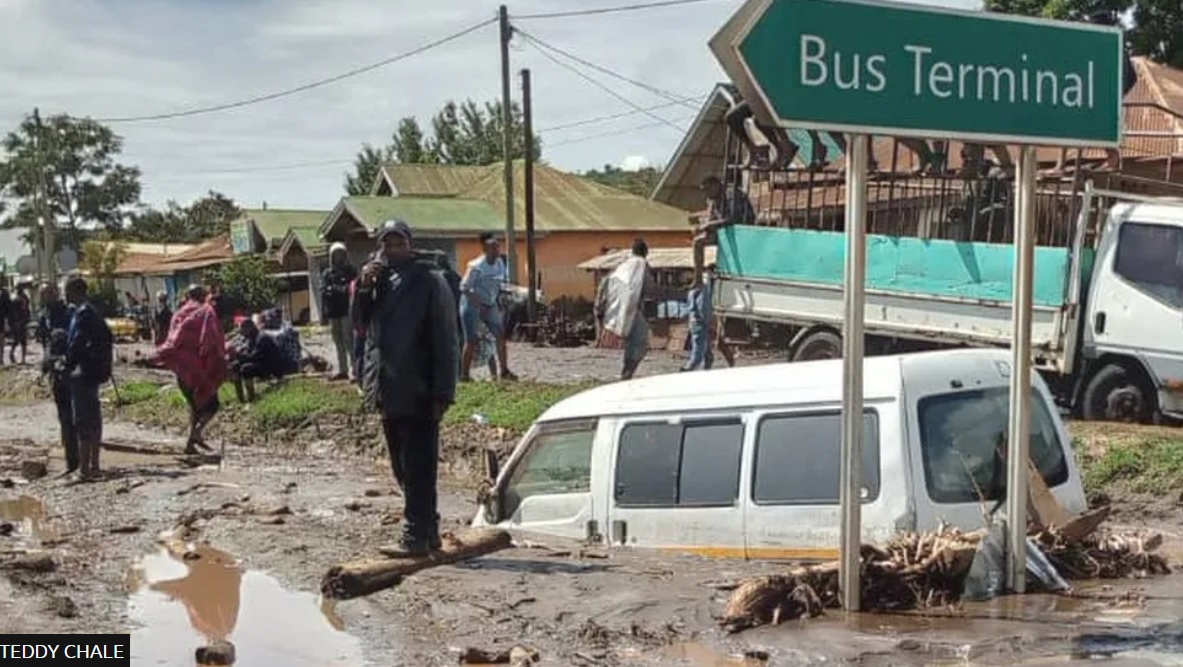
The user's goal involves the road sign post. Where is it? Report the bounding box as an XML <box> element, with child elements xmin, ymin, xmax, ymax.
<box><xmin>839</xmin><ymin>134</ymin><xmax>869</xmax><ymax>612</ymax></box>
<box><xmin>709</xmin><ymin>0</ymin><xmax>1123</xmax><ymax>605</ymax></box>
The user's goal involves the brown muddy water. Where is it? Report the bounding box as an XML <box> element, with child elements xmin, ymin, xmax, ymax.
<box><xmin>125</xmin><ymin>544</ymin><xmax>364</xmax><ymax>665</ymax></box>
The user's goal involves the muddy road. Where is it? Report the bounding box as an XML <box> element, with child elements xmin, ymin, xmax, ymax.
<box><xmin>3</xmin><ymin>339</ymin><xmax>1183</xmax><ymax>665</ymax></box>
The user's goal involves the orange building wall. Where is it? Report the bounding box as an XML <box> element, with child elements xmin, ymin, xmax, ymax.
<box><xmin>452</xmin><ymin>230</ymin><xmax>688</xmax><ymax>300</ymax></box>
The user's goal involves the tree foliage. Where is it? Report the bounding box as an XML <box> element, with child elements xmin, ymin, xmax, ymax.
<box><xmin>125</xmin><ymin>191</ymin><xmax>242</xmax><ymax>243</ymax></box>
<box><xmin>0</xmin><ymin>112</ymin><xmax>141</xmax><ymax>249</ymax></box>
<box><xmin>207</xmin><ymin>255</ymin><xmax>277</xmax><ymax>316</ymax></box>
<box><xmin>985</xmin><ymin>0</ymin><xmax>1183</xmax><ymax>68</ymax></box>
<box><xmin>80</xmin><ymin>236</ymin><xmax>128</xmax><ymax>316</ymax></box>
<box><xmin>582</xmin><ymin>164</ymin><xmax>664</xmax><ymax>198</ymax></box>
<box><xmin>345</xmin><ymin>99</ymin><xmax>542</xmax><ymax>194</ymax></box>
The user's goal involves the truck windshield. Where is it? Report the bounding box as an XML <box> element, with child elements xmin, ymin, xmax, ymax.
<box><xmin>1114</xmin><ymin>221</ymin><xmax>1183</xmax><ymax>308</ymax></box>
<box><xmin>917</xmin><ymin>387</ymin><xmax>1069</xmax><ymax>504</ymax></box>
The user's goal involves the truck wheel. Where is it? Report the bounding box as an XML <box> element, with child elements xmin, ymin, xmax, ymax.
<box><xmin>791</xmin><ymin>329</ymin><xmax>842</xmax><ymax>362</ymax></box>
<box><xmin>1081</xmin><ymin>364</ymin><xmax>1155</xmax><ymax>423</ymax></box>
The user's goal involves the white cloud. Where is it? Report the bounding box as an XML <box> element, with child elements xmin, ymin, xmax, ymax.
<box><xmin>0</xmin><ymin>0</ymin><xmax>981</xmax><ymax>213</ymax></box>
<box><xmin>620</xmin><ymin>155</ymin><xmax>652</xmax><ymax>170</ymax></box>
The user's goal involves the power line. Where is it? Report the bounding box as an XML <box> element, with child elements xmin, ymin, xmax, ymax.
<box><xmin>524</xmin><ymin>37</ymin><xmax>686</xmax><ymax>133</ymax></box>
<box><xmin>514</xmin><ymin>0</ymin><xmax>723</xmax><ymax>20</ymax></box>
<box><xmin>537</xmin><ymin>97</ymin><xmax>702</xmax><ymax>132</ymax></box>
<box><xmin>548</xmin><ymin>115</ymin><xmax>695</xmax><ymax>148</ymax></box>
<box><xmin>95</xmin><ymin>17</ymin><xmax>497</xmax><ymax>124</ymax></box>
<box><xmin>516</xmin><ymin>29</ymin><xmax>699</xmax><ymax>110</ymax></box>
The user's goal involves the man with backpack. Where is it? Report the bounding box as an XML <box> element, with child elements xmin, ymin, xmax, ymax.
<box><xmin>39</xmin><ymin>283</ymin><xmax>78</xmax><ymax>475</ymax></box>
<box><xmin>62</xmin><ymin>277</ymin><xmax>114</xmax><ymax>481</ymax></box>
<box><xmin>320</xmin><ymin>242</ymin><xmax>357</xmax><ymax>381</ymax></box>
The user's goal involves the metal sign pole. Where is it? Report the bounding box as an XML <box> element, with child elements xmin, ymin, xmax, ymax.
<box><xmin>840</xmin><ymin>133</ymin><xmax>869</xmax><ymax>612</ymax></box>
<box><xmin>1006</xmin><ymin>144</ymin><xmax>1037</xmax><ymax>593</ymax></box>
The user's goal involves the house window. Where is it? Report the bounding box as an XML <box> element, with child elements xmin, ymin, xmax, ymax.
<box><xmin>614</xmin><ymin>419</ymin><xmax>744</xmax><ymax>508</ymax></box>
<box><xmin>752</xmin><ymin>411</ymin><xmax>881</xmax><ymax>505</ymax></box>
<box><xmin>918</xmin><ymin>387</ymin><xmax>1068</xmax><ymax>504</ymax></box>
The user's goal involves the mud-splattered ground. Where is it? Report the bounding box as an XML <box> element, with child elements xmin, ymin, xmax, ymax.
<box><xmin>3</xmin><ymin>339</ymin><xmax>1183</xmax><ymax>665</ymax></box>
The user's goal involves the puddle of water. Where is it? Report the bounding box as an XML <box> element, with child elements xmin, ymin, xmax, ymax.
<box><xmin>127</xmin><ymin>544</ymin><xmax>365</xmax><ymax>666</ymax></box>
<box><xmin>0</xmin><ymin>494</ymin><xmax>56</xmax><ymax>544</ymax></box>
<box><xmin>663</xmin><ymin>642</ymin><xmax>766</xmax><ymax>666</ymax></box>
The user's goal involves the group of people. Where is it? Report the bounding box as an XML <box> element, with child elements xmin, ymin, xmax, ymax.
<box><xmin>0</xmin><ymin>283</ymin><xmax>32</xmax><ymax>365</ymax></box>
<box><xmin>319</xmin><ymin>231</ymin><xmax>517</xmax><ymax>386</ymax></box>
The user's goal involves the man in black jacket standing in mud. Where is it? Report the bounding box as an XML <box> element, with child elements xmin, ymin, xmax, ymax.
<box><xmin>352</xmin><ymin>219</ymin><xmax>459</xmax><ymax>557</ymax></box>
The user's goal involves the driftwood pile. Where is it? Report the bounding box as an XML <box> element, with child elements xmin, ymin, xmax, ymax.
<box><xmin>720</xmin><ymin>509</ymin><xmax>1171</xmax><ymax>633</ymax></box>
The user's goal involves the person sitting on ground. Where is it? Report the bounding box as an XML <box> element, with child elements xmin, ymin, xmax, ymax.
<box><xmin>154</xmin><ymin>284</ymin><xmax>226</xmax><ymax>455</ymax></box>
<box><xmin>226</xmin><ymin>316</ymin><xmax>286</xmax><ymax>403</ymax></box>
<box><xmin>259</xmin><ymin>307</ymin><xmax>301</xmax><ymax>376</ymax></box>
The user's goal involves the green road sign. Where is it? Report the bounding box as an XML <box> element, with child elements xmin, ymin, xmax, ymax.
<box><xmin>712</xmin><ymin>0</ymin><xmax>1123</xmax><ymax>147</ymax></box>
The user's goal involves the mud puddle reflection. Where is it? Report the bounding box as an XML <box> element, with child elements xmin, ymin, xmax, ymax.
<box><xmin>0</xmin><ymin>494</ymin><xmax>58</xmax><ymax>546</ymax></box>
<box><xmin>127</xmin><ymin>544</ymin><xmax>364</xmax><ymax>665</ymax></box>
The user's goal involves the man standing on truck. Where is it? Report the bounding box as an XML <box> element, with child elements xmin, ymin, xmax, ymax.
<box><xmin>321</xmin><ymin>242</ymin><xmax>357</xmax><ymax>381</ymax></box>
<box><xmin>354</xmin><ymin>219</ymin><xmax>459</xmax><ymax>557</ymax></box>
<box><xmin>598</xmin><ymin>238</ymin><xmax>658</xmax><ymax>380</ymax></box>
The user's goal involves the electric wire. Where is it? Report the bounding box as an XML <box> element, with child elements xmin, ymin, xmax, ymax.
<box><xmin>94</xmin><ymin>17</ymin><xmax>497</xmax><ymax>124</ymax></box>
<box><xmin>514</xmin><ymin>0</ymin><xmax>723</xmax><ymax>20</ymax></box>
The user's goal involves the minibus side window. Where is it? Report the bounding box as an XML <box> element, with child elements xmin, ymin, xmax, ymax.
<box><xmin>501</xmin><ymin>420</ymin><xmax>596</xmax><ymax>520</ymax></box>
<box><xmin>614</xmin><ymin>419</ymin><xmax>743</xmax><ymax>508</ymax></box>
<box><xmin>752</xmin><ymin>411</ymin><xmax>880</xmax><ymax>505</ymax></box>
<box><xmin>917</xmin><ymin>388</ymin><xmax>1068</xmax><ymax>504</ymax></box>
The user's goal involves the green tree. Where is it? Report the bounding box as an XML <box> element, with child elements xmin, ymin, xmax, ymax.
<box><xmin>207</xmin><ymin>255</ymin><xmax>277</xmax><ymax>316</ymax></box>
<box><xmin>80</xmin><ymin>236</ymin><xmax>128</xmax><ymax>316</ymax></box>
<box><xmin>582</xmin><ymin>164</ymin><xmax>664</xmax><ymax>198</ymax></box>
<box><xmin>126</xmin><ymin>191</ymin><xmax>241</xmax><ymax>243</ymax></box>
<box><xmin>1130</xmin><ymin>0</ymin><xmax>1183</xmax><ymax>68</ymax></box>
<box><xmin>0</xmin><ymin>112</ymin><xmax>141</xmax><ymax>250</ymax></box>
<box><xmin>344</xmin><ymin>99</ymin><xmax>542</xmax><ymax>194</ymax></box>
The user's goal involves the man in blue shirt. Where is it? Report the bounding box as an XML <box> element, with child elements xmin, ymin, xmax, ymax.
<box><xmin>63</xmin><ymin>277</ymin><xmax>113</xmax><ymax>481</ymax></box>
<box><xmin>459</xmin><ymin>232</ymin><xmax>516</xmax><ymax>381</ymax></box>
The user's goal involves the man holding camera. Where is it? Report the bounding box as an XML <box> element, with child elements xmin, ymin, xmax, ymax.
<box><xmin>352</xmin><ymin>219</ymin><xmax>459</xmax><ymax>557</ymax></box>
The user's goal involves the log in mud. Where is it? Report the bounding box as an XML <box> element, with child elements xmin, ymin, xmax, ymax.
<box><xmin>320</xmin><ymin>528</ymin><xmax>513</xmax><ymax>600</ymax></box>
<box><xmin>721</xmin><ymin>508</ymin><xmax>1171</xmax><ymax>633</ymax></box>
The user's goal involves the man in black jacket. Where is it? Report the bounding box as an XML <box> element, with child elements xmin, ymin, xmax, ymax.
<box><xmin>321</xmin><ymin>242</ymin><xmax>357</xmax><ymax>381</ymax></box>
<box><xmin>38</xmin><ymin>283</ymin><xmax>78</xmax><ymax>475</ymax></box>
<box><xmin>352</xmin><ymin>219</ymin><xmax>459</xmax><ymax>557</ymax></box>
<box><xmin>63</xmin><ymin>277</ymin><xmax>114</xmax><ymax>482</ymax></box>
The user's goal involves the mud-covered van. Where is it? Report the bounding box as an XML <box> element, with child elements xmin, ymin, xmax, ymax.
<box><xmin>473</xmin><ymin>349</ymin><xmax>1087</xmax><ymax>559</ymax></box>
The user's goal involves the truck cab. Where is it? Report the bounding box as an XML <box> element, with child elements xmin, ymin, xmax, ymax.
<box><xmin>1079</xmin><ymin>198</ymin><xmax>1183</xmax><ymax>422</ymax></box>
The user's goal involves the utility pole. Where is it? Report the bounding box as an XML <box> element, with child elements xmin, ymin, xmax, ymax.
<box><xmin>498</xmin><ymin>4</ymin><xmax>519</xmax><ymax>284</ymax></box>
<box><xmin>33</xmin><ymin>108</ymin><xmax>54</xmax><ymax>284</ymax></box>
<box><xmin>521</xmin><ymin>68</ymin><xmax>537</xmax><ymax>326</ymax></box>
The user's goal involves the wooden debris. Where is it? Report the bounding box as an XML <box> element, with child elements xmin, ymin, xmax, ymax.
<box><xmin>2</xmin><ymin>552</ymin><xmax>56</xmax><ymax>573</ymax></box>
<box><xmin>195</xmin><ymin>640</ymin><xmax>235</xmax><ymax>666</ymax></box>
<box><xmin>108</xmin><ymin>525</ymin><xmax>142</xmax><ymax>535</ymax></box>
<box><xmin>459</xmin><ymin>645</ymin><xmax>540</xmax><ymax>666</ymax></box>
<box><xmin>719</xmin><ymin>511</ymin><xmax>1171</xmax><ymax>633</ymax></box>
<box><xmin>19</xmin><ymin>461</ymin><xmax>47</xmax><ymax>481</ymax></box>
<box><xmin>320</xmin><ymin>528</ymin><xmax>513</xmax><ymax>600</ymax></box>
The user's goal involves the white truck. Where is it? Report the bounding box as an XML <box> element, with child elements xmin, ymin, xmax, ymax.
<box><xmin>714</xmin><ymin>180</ymin><xmax>1183</xmax><ymax>423</ymax></box>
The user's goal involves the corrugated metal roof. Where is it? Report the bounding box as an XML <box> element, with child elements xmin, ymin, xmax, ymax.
<box><xmin>238</xmin><ymin>209</ymin><xmax>329</xmax><ymax>246</ymax></box>
<box><xmin>338</xmin><ymin>196</ymin><xmax>505</xmax><ymax>235</ymax></box>
<box><xmin>374</xmin><ymin>164</ymin><xmax>489</xmax><ymax>197</ymax></box>
<box><xmin>457</xmin><ymin>162</ymin><xmax>691</xmax><ymax>232</ymax></box>
<box><xmin>116</xmin><ymin>234</ymin><xmax>234</xmax><ymax>275</ymax></box>
<box><xmin>578</xmin><ymin>246</ymin><xmax>715</xmax><ymax>272</ymax></box>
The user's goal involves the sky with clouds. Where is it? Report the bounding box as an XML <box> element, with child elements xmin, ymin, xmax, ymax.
<box><xmin>0</xmin><ymin>0</ymin><xmax>978</xmax><ymax>212</ymax></box>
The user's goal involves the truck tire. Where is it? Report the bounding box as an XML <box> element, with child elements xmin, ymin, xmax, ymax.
<box><xmin>791</xmin><ymin>329</ymin><xmax>842</xmax><ymax>362</ymax></box>
<box><xmin>1081</xmin><ymin>363</ymin><xmax>1155</xmax><ymax>423</ymax></box>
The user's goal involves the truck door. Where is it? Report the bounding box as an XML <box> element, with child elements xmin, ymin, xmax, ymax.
<box><xmin>1086</xmin><ymin>216</ymin><xmax>1183</xmax><ymax>415</ymax></box>
<box><xmin>606</xmin><ymin>414</ymin><xmax>746</xmax><ymax>556</ymax></box>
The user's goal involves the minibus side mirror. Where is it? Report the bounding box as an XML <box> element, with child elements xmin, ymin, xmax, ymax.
<box><xmin>482</xmin><ymin>449</ymin><xmax>502</xmax><ymax>524</ymax></box>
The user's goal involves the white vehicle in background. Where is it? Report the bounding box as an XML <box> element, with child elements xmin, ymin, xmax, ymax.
<box><xmin>473</xmin><ymin>348</ymin><xmax>1086</xmax><ymax>558</ymax></box>
<box><xmin>713</xmin><ymin>181</ymin><xmax>1183</xmax><ymax>424</ymax></box>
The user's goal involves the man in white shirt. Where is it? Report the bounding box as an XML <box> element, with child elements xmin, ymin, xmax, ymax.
<box><xmin>459</xmin><ymin>232</ymin><xmax>517</xmax><ymax>381</ymax></box>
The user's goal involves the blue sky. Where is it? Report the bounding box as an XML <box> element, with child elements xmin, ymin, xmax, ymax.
<box><xmin>0</xmin><ymin>0</ymin><xmax>978</xmax><ymax>211</ymax></box>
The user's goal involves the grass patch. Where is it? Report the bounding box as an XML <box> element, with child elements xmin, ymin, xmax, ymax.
<box><xmin>445</xmin><ymin>381</ymin><xmax>593</xmax><ymax>432</ymax></box>
<box><xmin>108</xmin><ymin>380</ymin><xmax>161</xmax><ymax>407</ymax></box>
<box><xmin>1079</xmin><ymin>437</ymin><xmax>1183</xmax><ymax>496</ymax></box>
<box><xmin>249</xmin><ymin>378</ymin><xmax>359</xmax><ymax>429</ymax></box>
